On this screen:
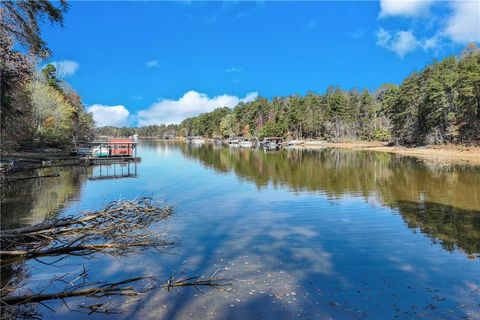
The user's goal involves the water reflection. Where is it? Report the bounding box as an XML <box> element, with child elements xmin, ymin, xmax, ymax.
<box><xmin>1</xmin><ymin>163</ymin><xmax>143</xmax><ymax>319</ymax></box>
<box><xmin>1</xmin><ymin>163</ymin><xmax>142</xmax><ymax>230</ymax></box>
<box><xmin>177</xmin><ymin>143</ymin><xmax>480</xmax><ymax>256</ymax></box>
<box><xmin>396</xmin><ymin>201</ymin><xmax>480</xmax><ymax>257</ymax></box>
<box><xmin>1</xmin><ymin>166</ymin><xmax>90</xmax><ymax>229</ymax></box>
<box><xmin>88</xmin><ymin>162</ymin><xmax>138</xmax><ymax>180</ymax></box>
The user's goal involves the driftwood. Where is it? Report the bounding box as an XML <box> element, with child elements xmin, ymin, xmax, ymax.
<box><xmin>2</xmin><ymin>270</ymin><xmax>231</xmax><ymax>305</ymax></box>
<box><xmin>0</xmin><ymin>198</ymin><xmax>174</xmax><ymax>265</ymax></box>
<box><xmin>1</xmin><ymin>267</ymin><xmax>231</xmax><ymax>318</ymax></box>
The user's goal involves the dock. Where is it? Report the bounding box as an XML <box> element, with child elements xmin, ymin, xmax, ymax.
<box><xmin>85</xmin><ymin>156</ymin><xmax>141</xmax><ymax>165</ymax></box>
<box><xmin>77</xmin><ymin>138</ymin><xmax>141</xmax><ymax>165</ymax></box>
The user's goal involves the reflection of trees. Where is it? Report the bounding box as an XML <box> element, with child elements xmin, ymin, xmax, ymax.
<box><xmin>179</xmin><ymin>144</ymin><xmax>395</xmax><ymax>195</ymax></box>
<box><xmin>1</xmin><ymin>166</ymin><xmax>90</xmax><ymax>229</ymax></box>
<box><xmin>1</xmin><ymin>166</ymin><xmax>90</xmax><ymax>318</ymax></box>
<box><xmin>178</xmin><ymin>143</ymin><xmax>480</xmax><ymax>256</ymax></box>
<box><xmin>393</xmin><ymin>201</ymin><xmax>480</xmax><ymax>256</ymax></box>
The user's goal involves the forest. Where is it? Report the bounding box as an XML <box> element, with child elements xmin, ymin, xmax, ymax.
<box><xmin>1</xmin><ymin>1</ymin><xmax>95</xmax><ymax>151</ymax></box>
<box><xmin>1</xmin><ymin>2</ymin><xmax>479</xmax><ymax>149</ymax></box>
<box><xmin>99</xmin><ymin>45</ymin><xmax>480</xmax><ymax>146</ymax></box>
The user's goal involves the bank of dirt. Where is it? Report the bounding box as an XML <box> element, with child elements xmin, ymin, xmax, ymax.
<box><xmin>301</xmin><ymin>141</ymin><xmax>480</xmax><ymax>166</ymax></box>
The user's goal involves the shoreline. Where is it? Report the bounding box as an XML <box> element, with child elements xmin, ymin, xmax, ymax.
<box><xmin>1</xmin><ymin>149</ymin><xmax>83</xmax><ymax>175</ymax></box>
<box><xmin>3</xmin><ymin>140</ymin><xmax>480</xmax><ymax>175</ymax></box>
<box><xmin>301</xmin><ymin>140</ymin><xmax>480</xmax><ymax>165</ymax></box>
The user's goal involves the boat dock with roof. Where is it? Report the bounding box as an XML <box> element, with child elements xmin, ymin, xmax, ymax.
<box><xmin>77</xmin><ymin>138</ymin><xmax>141</xmax><ymax>164</ymax></box>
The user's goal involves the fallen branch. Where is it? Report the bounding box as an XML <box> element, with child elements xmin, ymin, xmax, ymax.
<box><xmin>1</xmin><ymin>197</ymin><xmax>172</xmax><ymax>238</ymax></box>
<box><xmin>1</xmin><ymin>276</ymin><xmax>152</xmax><ymax>305</ymax></box>
<box><xmin>0</xmin><ymin>268</ymin><xmax>154</xmax><ymax>318</ymax></box>
<box><xmin>162</xmin><ymin>269</ymin><xmax>232</xmax><ymax>291</ymax></box>
<box><xmin>0</xmin><ymin>198</ymin><xmax>175</xmax><ymax>264</ymax></box>
<box><xmin>1</xmin><ymin>268</ymin><xmax>232</xmax><ymax>317</ymax></box>
<box><xmin>0</xmin><ymin>240</ymin><xmax>175</xmax><ymax>259</ymax></box>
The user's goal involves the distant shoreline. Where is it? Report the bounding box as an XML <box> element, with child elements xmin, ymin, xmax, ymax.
<box><xmin>301</xmin><ymin>140</ymin><xmax>480</xmax><ymax>165</ymax></box>
<box><xmin>135</xmin><ymin>137</ymin><xmax>480</xmax><ymax>165</ymax></box>
<box><xmin>2</xmin><ymin>140</ymin><xmax>479</xmax><ymax>176</ymax></box>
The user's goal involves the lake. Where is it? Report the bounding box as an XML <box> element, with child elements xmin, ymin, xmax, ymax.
<box><xmin>2</xmin><ymin>141</ymin><xmax>480</xmax><ymax>319</ymax></box>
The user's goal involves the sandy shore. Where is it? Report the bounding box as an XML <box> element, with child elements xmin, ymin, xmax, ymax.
<box><xmin>301</xmin><ymin>140</ymin><xmax>480</xmax><ymax>165</ymax></box>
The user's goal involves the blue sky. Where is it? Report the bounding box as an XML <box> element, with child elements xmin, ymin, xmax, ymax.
<box><xmin>41</xmin><ymin>1</ymin><xmax>480</xmax><ymax>127</ymax></box>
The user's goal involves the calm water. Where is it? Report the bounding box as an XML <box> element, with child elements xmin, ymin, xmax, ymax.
<box><xmin>2</xmin><ymin>141</ymin><xmax>480</xmax><ymax>319</ymax></box>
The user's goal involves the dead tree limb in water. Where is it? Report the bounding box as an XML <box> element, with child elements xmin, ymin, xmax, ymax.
<box><xmin>163</xmin><ymin>268</ymin><xmax>233</xmax><ymax>291</ymax></box>
<box><xmin>0</xmin><ymin>198</ymin><xmax>175</xmax><ymax>265</ymax></box>
<box><xmin>0</xmin><ymin>267</ymin><xmax>155</xmax><ymax>318</ymax></box>
<box><xmin>2</xmin><ymin>271</ymin><xmax>231</xmax><ymax>305</ymax></box>
<box><xmin>2</xmin><ymin>275</ymin><xmax>154</xmax><ymax>306</ymax></box>
<box><xmin>1</xmin><ymin>267</ymin><xmax>232</xmax><ymax>317</ymax></box>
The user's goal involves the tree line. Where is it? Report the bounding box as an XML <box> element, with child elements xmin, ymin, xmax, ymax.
<box><xmin>95</xmin><ymin>124</ymin><xmax>178</xmax><ymax>138</ymax></box>
<box><xmin>1</xmin><ymin>1</ymin><xmax>95</xmax><ymax>151</ymax></box>
<box><xmin>2</xmin><ymin>2</ymin><xmax>478</xmax><ymax>149</ymax></box>
<box><xmin>99</xmin><ymin>45</ymin><xmax>479</xmax><ymax>146</ymax></box>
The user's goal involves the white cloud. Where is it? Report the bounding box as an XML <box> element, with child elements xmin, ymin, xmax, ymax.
<box><xmin>379</xmin><ymin>0</ymin><xmax>433</xmax><ymax>18</ymax></box>
<box><xmin>422</xmin><ymin>33</ymin><xmax>441</xmax><ymax>51</ymax></box>
<box><xmin>87</xmin><ymin>104</ymin><xmax>130</xmax><ymax>127</ymax></box>
<box><xmin>377</xmin><ymin>0</ymin><xmax>479</xmax><ymax>55</ymax></box>
<box><xmin>50</xmin><ymin>60</ymin><xmax>79</xmax><ymax>78</ymax></box>
<box><xmin>137</xmin><ymin>90</ymin><xmax>258</xmax><ymax>126</ymax></box>
<box><xmin>376</xmin><ymin>28</ymin><xmax>420</xmax><ymax>57</ymax></box>
<box><xmin>145</xmin><ymin>60</ymin><xmax>159</xmax><ymax>68</ymax></box>
<box><xmin>376</xmin><ymin>28</ymin><xmax>393</xmax><ymax>47</ymax></box>
<box><xmin>444</xmin><ymin>1</ymin><xmax>480</xmax><ymax>43</ymax></box>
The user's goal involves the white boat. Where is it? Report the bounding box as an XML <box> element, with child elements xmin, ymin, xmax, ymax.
<box><xmin>266</xmin><ymin>142</ymin><xmax>279</xmax><ymax>149</ymax></box>
<box><xmin>287</xmin><ymin>140</ymin><xmax>304</xmax><ymax>146</ymax></box>
<box><xmin>239</xmin><ymin>140</ymin><xmax>253</xmax><ymax>148</ymax></box>
<box><xmin>92</xmin><ymin>145</ymin><xmax>109</xmax><ymax>157</ymax></box>
<box><xmin>261</xmin><ymin>137</ymin><xmax>283</xmax><ymax>150</ymax></box>
<box><xmin>191</xmin><ymin>138</ymin><xmax>205</xmax><ymax>144</ymax></box>
<box><xmin>186</xmin><ymin>136</ymin><xmax>205</xmax><ymax>144</ymax></box>
<box><xmin>228</xmin><ymin>138</ymin><xmax>240</xmax><ymax>147</ymax></box>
